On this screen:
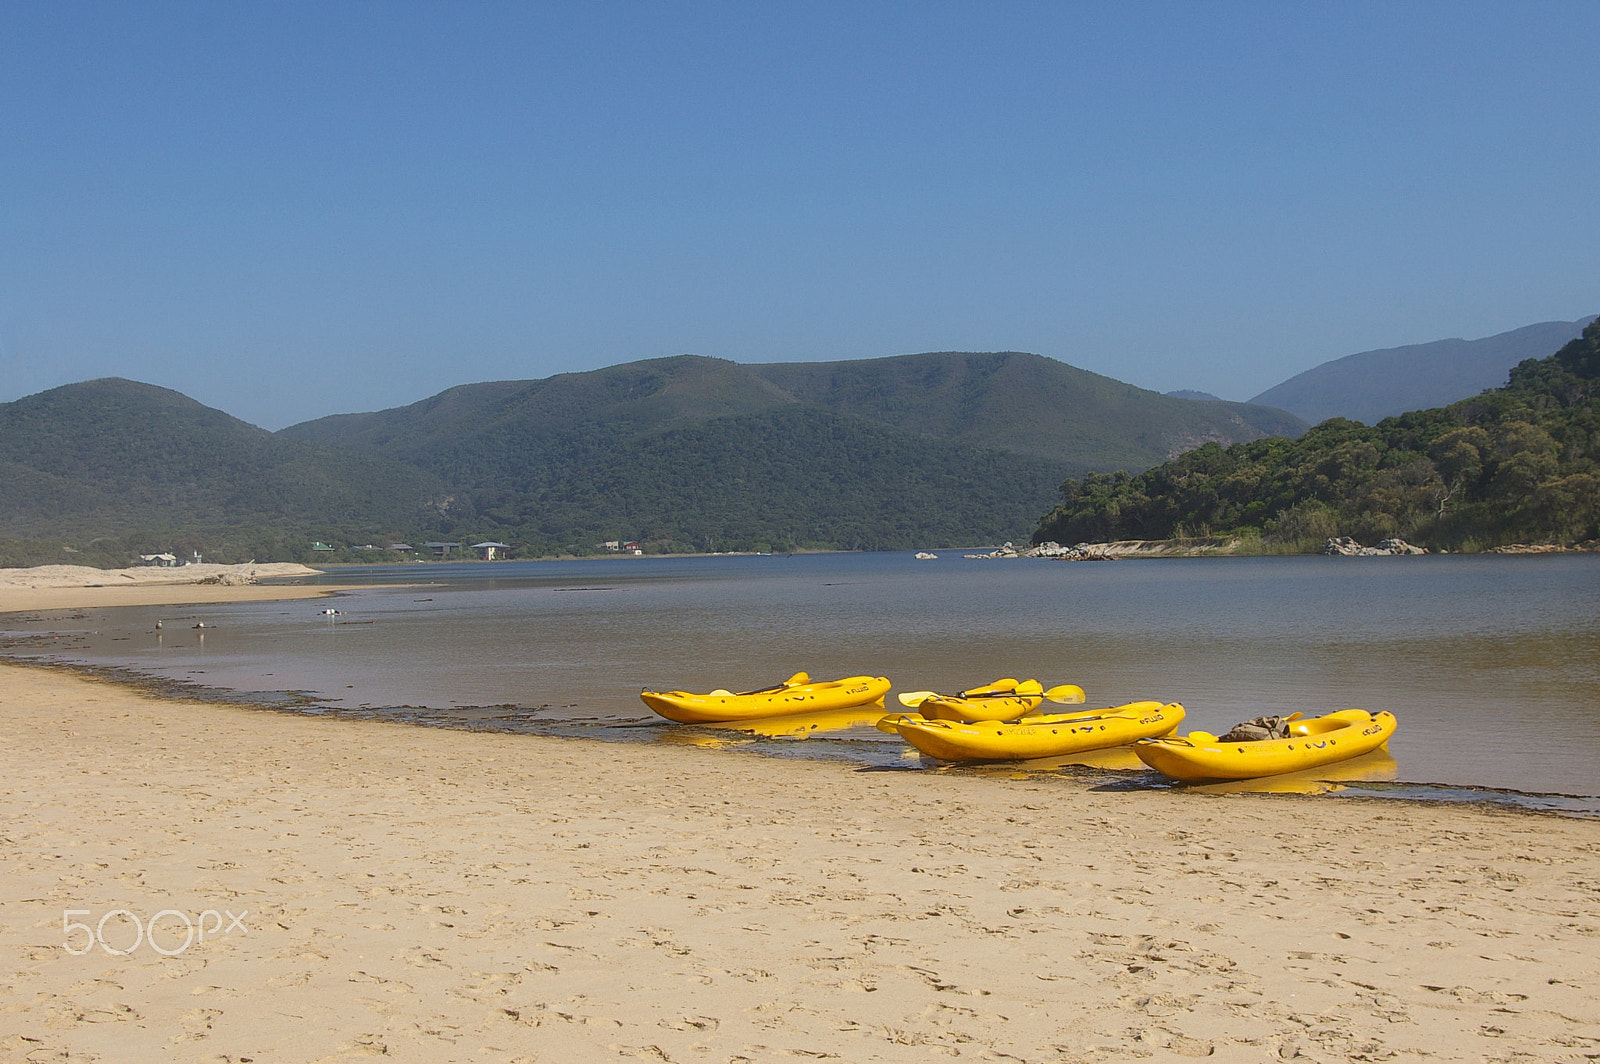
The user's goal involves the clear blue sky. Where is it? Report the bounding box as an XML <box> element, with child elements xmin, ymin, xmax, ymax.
<box><xmin>2</xmin><ymin>2</ymin><xmax>1596</xmax><ymax>428</ymax></box>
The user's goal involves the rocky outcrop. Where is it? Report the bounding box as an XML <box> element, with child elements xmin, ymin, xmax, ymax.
<box><xmin>966</xmin><ymin>541</ymin><xmax>1114</xmax><ymax>560</ymax></box>
<box><xmin>1320</xmin><ymin>537</ymin><xmax>1428</xmax><ymax>556</ymax></box>
<box><xmin>965</xmin><ymin>539</ymin><xmax>1237</xmax><ymax>561</ymax></box>
<box><xmin>1042</xmin><ymin>543</ymin><xmax>1119</xmax><ymax>562</ymax></box>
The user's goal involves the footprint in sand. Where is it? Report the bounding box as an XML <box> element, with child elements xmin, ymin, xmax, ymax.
<box><xmin>170</xmin><ymin>1007</ymin><xmax>222</xmax><ymax>1042</ymax></box>
<box><xmin>658</xmin><ymin>1015</ymin><xmax>719</xmax><ymax>1032</ymax></box>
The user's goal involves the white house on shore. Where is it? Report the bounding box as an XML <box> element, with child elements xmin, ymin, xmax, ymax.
<box><xmin>472</xmin><ymin>541</ymin><xmax>512</xmax><ymax>560</ymax></box>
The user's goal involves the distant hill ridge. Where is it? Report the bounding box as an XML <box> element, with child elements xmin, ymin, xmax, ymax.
<box><xmin>1250</xmin><ymin>317</ymin><xmax>1597</xmax><ymax>425</ymax></box>
<box><xmin>285</xmin><ymin>351</ymin><xmax>1304</xmax><ymax>469</ymax></box>
<box><xmin>2</xmin><ymin>351</ymin><xmax>1304</xmax><ymax>560</ymax></box>
<box><xmin>0</xmin><ymin>377</ymin><xmax>443</xmax><ymax>534</ymax></box>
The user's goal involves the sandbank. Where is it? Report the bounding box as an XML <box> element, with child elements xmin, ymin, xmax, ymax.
<box><xmin>2</xmin><ymin>661</ymin><xmax>1597</xmax><ymax>1063</ymax></box>
<box><xmin>0</xmin><ymin>563</ymin><xmax>366</xmax><ymax>614</ymax></box>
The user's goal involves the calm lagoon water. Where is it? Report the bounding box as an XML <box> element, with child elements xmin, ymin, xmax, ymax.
<box><xmin>5</xmin><ymin>552</ymin><xmax>1597</xmax><ymax>809</ymax></box>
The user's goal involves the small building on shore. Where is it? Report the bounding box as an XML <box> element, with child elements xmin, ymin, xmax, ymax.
<box><xmin>424</xmin><ymin>541</ymin><xmax>460</xmax><ymax>558</ymax></box>
<box><xmin>471</xmin><ymin>541</ymin><xmax>512</xmax><ymax>560</ymax></box>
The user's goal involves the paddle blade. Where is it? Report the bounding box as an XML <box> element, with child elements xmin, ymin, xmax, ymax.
<box><xmin>875</xmin><ymin>715</ymin><xmax>910</xmax><ymax>734</ymax></box>
<box><xmin>1016</xmin><ymin>679</ymin><xmax>1043</xmax><ymax>697</ymax></box>
<box><xmin>1043</xmin><ymin>684</ymin><xmax>1086</xmax><ymax>704</ymax></box>
<box><xmin>897</xmin><ymin>691</ymin><xmax>937</xmax><ymax>707</ymax></box>
<box><xmin>709</xmin><ymin>689</ymin><xmax>734</xmax><ymax>697</ymax></box>
<box><xmin>784</xmin><ymin>671</ymin><xmax>811</xmax><ymax>686</ymax></box>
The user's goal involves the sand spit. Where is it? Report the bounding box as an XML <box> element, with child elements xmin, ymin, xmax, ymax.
<box><xmin>2</xmin><ymin>662</ymin><xmax>1597</xmax><ymax>1062</ymax></box>
<box><xmin>0</xmin><ymin>563</ymin><xmax>348</xmax><ymax>613</ymax></box>
<box><xmin>0</xmin><ymin>562</ymin><xmax>323</xmax><ymax>588</ymax></box>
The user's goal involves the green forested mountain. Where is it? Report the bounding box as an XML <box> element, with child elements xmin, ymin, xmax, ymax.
<box><xmin>453</xmin><ymin>407</ymin><xmax>1073</xmax><ymax>552</ymax></box>
<box><xmin>0</xmin><ymin>379</ymin><xmax>447</xmax><ymax>557</ymax></box>
<box><xmin>1035</xmin><ymin>321</ymin><xmax>1600</xmax><ymax>551</ymax></box>
<box><xmin>745</xmin><ymin>352</ymin><xmax>1304</xmax><ymax>465</ymax></box>
<box><xmin>1</xmin><ymin>352</ymin><xmax>1305</xmax><ymax>563</ymax></box>
<box><xmin>285</xmin><ymin>352</ymin><xmax>1303</xmax><ymax>470</ymax></box>
<box><xmin>275</xmin><ymin>351</ymin><xmax>1302</xmax><ymax>553</ymax></box>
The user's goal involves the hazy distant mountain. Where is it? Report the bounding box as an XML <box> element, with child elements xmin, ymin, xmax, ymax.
<box><xmin>1165</xmin><ymin>389</ymin><xmax>1224</xmax><ymax>401</ymax></box>
<box><xmin>1250</xmin><ymin>317</ymin><xmax>1596</xmax><ymax>425</ymax></box>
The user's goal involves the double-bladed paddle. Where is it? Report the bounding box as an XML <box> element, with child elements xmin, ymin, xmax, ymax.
<box><xmin>708</xmin><ymin>671</ymin><xmax>812</xmax><ymax>697</ymax></box>
<box><xmin>876</xmin><ymin>701</ymin><xmax>1155</xmax><ymax>734</ymax></box>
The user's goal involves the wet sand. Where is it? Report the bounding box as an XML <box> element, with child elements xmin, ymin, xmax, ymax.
<box><xmin>2</xmin><ymin>655</ymin><xmax>1598</xmax><ymax>1063</ymax></box>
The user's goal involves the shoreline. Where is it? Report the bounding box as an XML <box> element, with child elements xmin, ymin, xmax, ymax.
<box><xmin>7</xmin><ymin>651</ymin><xmax>1600</xmax><ymax>819</ymax></box>
<box><xmin>3</xmin><ymin>576</ymin><xmax>1598</xmax><ymax>816</ymax></box>
<box><xmin>2</xmin><ymin>660</ymin><xmax>1597</xmax><ymax>1061</ymax></box>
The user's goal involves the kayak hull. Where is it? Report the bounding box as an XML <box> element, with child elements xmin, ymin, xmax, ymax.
<box><xmin>1133</xmin><ymin>709</ymin><xmax>1397</xmax><ymax>782</ymax></box>
<box><xmin>885</xmin><ymin>701</ymin><xmax>1184</xmax><ymax>762</ymax></box>
<box><xmin>642</xmin><ymin>675</ymin><xmax>891</xmax><ymax>724</ymax></box>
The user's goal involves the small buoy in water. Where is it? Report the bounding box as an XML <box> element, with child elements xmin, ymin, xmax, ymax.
<box><xmin>320</xmin><ymin>608</ymin><xmax>341</xmax><ymax>616</ymax></box>
<box><xmin>154</xmin><ymin>620</ymin><xmax>162</xmax><ymax>629</ymax></box>
<box><xmin>192</xmin><ymin>623</ymin><xmax>210</xmax><ymax>629</ymax></box>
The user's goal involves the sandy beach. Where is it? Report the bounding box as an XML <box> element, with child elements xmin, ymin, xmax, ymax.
<box><xmin>0</xmin><ymin>579</ymin><xmax>1597</xmax><ymax>1062</ymax></box>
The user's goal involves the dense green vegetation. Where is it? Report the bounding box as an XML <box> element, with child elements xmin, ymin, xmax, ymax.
<box><xmin>448</xmin><ymin>407</ymin><xmax>1073</xmax><ymax>554</ymax></box>
<box><xmin>1034</xmin><ymin>321</ymin><xmax>1600</xmax><ymax>551</ymax></box>
<box><xmin>278</xmin><ymin>351</ymin><xmax>1300</xmax><ymax>557</ymax></box>
<box><xmin>0</xmin><ymin>379</ymin><xmax>446</xmax><ymax>530</ymax></box>
<box><xmin>746</xmin><ymin>352</ymin><xmax>1304</xmax><ymax>466</ymax></box>
<box><xmin>0</xmin><ymin>379</ymin><xmax>451</xmax><ymax>565</ymax></box>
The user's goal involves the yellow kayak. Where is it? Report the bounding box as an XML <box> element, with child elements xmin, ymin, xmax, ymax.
<box><xmin>913</xmin><ymin>678</ymin><xmax>1044</xmax><ymax>722</ymax></box>
<box><xmin>641</xmin><ymin>672</ymin><xmax>891</xmax><ymax>724</ymax></box>
<box><xmin>1133</xmin><ymin>709</ymin><xmax>1398</xmax><ymax>782</ymax></box>
<box><xmin>879</xmin><ymin>701</ymin><xmax>1184</xmax><ymax>762</ymax></box>
<box><xmin>901</xmin><ymin>679</ymin><xmax>1087</xmax><ymax>722</ymax></box>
